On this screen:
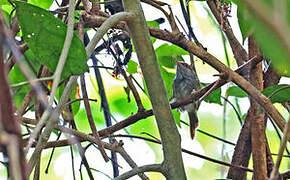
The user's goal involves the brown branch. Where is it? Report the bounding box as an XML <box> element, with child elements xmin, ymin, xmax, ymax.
<box><xmin>207</xmin><ymin>0</ymin><xmax>248</xmax><ymax>66</ymax></box>
<box><xmin>227</xmin><ymin>113</ymin><xmax>252</xmax><ymax>180</ymax></box>
<box><xmin>19</xmin><ymin>57</ymin><xmax>264</xmax><ymax>142</ymax></box>
<box><xmin>280</xmin><ymin>170</ymin><xmax>290</xmax><ymax>180</ymax></box>
<box><xmin>270</xmin><ymin>118</ymin><xmax>290</xmax><ymax>180</ymax></box>
<box><xmin>5</xmin><ymin>44</ymin><xmax>29</xmax><ymax>74</ymax></box>
<box><xmin>56</xmin><ymin>126</ymin><xmax>149</xmax><ymax>179</ymax></box>
<box><xmin>0</xmin><ymin>34</ymin><xmax>27</xmax><ymax>179</ymax></box>
<box><xmin>115</xmin><ymin>141</ymin><xmax>149</xmax><ymax>180</ymax></box>
<box><xmin>121</xmin><ymin>69</ymin><xmax>144</xmax><ymax>111</ymax></box>
<box><xmin>248</xmin><ymin>36</ymin><xmax>267</xmax><ymax>180</ymax></box>
<box><xmin>264</xmin><ymin>64</ymin><xmax>281</xmax><ymax>88</ymax></box>
<box><xmin>80</xmin><ymin>65</ymin><xmax>109</xmax><ymax>162</ymax></box>
<box><xmin>40</xmin><ymin>132</ymin><xmax>254</xmax><ymax>173</ymax></box>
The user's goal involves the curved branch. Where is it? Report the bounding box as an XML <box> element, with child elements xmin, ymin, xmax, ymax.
<box><xmin>113</xmin><ymin>164</ymin><xmax>163</xmax><ymax>180</ymax></box>
<box><xmin>85</xmin><ymin>11</ymin><xmax>135</xmax><ymax>57</ymax></box>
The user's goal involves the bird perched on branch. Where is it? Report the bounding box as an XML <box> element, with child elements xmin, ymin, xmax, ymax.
<box><xmin>173</xmin><ymin>57</ymin><xmax>201</xmax><ymax>139</ymax></box>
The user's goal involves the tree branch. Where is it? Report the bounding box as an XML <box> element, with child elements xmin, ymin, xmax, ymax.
<box><xmin>85</xmin><ymin>11</ymin><xmax>134</xmax><ymax>57</ymax></box>
<box><xmin>113</xmin><ymin>164</ymin><xmax>162</xmax><ymax>180</ymax></box>
<box><xmin>270</xmin><ymin>118</ymin><xmax>290</xmax><ymax>180</ymax></box>
<box><xmin>25</xmin><ymin>0</ymin><xmax>77</xmax><ymax>154</ymax></box>
<box><xmin>123</xmin><ymin>0</ymin><xmax>187</xmax><ymax>179</ymax></box>
<box><xmin>207</xmin><ymin>0</ymin><xmax>248</xmax><ymax>66</ymax></box>
<box><xmin>81</xmin><ymin>16</ymin><xmax>287</xmax><ymax>136</ymax></box>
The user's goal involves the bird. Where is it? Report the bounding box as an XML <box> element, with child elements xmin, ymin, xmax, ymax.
<box><xmin>173</xmin><ymin>57</ymin><xmax>201</xmax><ymax>139</ymax></box>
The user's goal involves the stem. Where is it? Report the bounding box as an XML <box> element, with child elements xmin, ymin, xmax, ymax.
<box><xmin>113</xmin><ymin>164</ymin><xmax>162</xmax><ymax>180</ymax></box>
<box><xmin>122</xmin><ymin>0</ymin><xmax>187</xmax><ymax>179</ymax></box>
<box><xmin>49</xmin><ymin>0</ymin><xmax>76</xmax><ymax>105</ymax></box>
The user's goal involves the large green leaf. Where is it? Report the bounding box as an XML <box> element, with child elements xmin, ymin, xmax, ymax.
<box><xmin>237</xmin><ymin>4</ymin><xmax>253</xmax><ymax>43</ymax></box>
<box><xmin>9</xmin><ymin>64</ymin><xmax>30</xmax><ymax>108</ymax></box>
<box><xmin>28</xmin><ymin>0</ymin><xmax>54</xmax><ymax>9</ymax></box>
<box><xmin>0</xmin><ymin>0</ymin><xmax>10</xmax><ymax>5</ymax></box>
<box><xmin>126</xmin><ymin>60</ymin><xmax>138</xmax><ymax>74</ymax></box>
<box><xmin>9</xmin><ymin>49</ymin><xmax>40</xmax><ymax>108</ymax></box>
<box><xmin>160</xmin><ymin>66</ymin><xmax>176</xmax><ymax>98</ymax></box>
<box><xmin>15</xmin><ymin>1</ymin><xmax>89</xmax><ymax>80</ymax></box>
<box><xmin>172</xmin><ymin>109</ymin><xmax>181</xmax><ymax>127</ymax></box>
<box><xmin>262</xmin><ymin>84</ymin><xmax>290</xmax><ymax>104</ymax></box>
<box><xmin>236</xmin><ymin>1</ymin><xmax>290</xmax><ymax>77</ymax></box>
<box><xmin>155</xmin><ymin>44</ymin><xmax>189</xmax><ymax>68</ymax></box>
<box><xmin>147</xmin><ymin>20</ymin><xmax>159</xmax><ymax>44</ymax></box>
<box><xmin>226</xmin><ymin>86</ymin><xmax>248</xmax><ymax>98</ymax></box>
<box><xmin>201</xmin><ymin>83</ymin><xmax>222</xmax><ymax>105</ymax></box>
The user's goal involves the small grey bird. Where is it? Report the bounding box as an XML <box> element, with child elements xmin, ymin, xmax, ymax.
<box><xmin>173</xmin><ymin>58</ymin><xmax>201</xmax><ymax>139</ymax></box>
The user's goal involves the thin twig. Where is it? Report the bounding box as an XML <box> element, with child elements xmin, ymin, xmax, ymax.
<box><xmin>49</xmin><ymin>0</ymin><xmax>77</xmax><ymax>105</ymax></box>
<box><xmin>85</xmin><ymin>11</ymin><xmax>134</xmax><ymax>57</ymax></box>
<box><xmin>269</xmin><ymin>118</ymin><xmax>290</xmax><ymax>180</ymax></box>
<box><xmin>121</xmin><ymin>70</ymin><xmax>144</xmax><ymax>111</ymax></box>
<box><xmin>80</xmin><ymin>75</ymin><xmax>109</xmax><ymax>162</ymax></box>
<box><xmin>27</xmin><ymin>76</ymin><xmax>78</xmax><ymax>175</ymax></box>
<box><xmin>65</xmin><ymin>98</ymin><xmax>98</xmax><ymax>106</ymax></box>
<box><xmin>180</xmin><ymin>120</ymin><xmax>236</xmax><ymax>146</ymax></box>
<box><xmin>10</xmin><ymin>76</ymin><xmax>53</xmax><ymax>88</ymax></box>
<box><xmin>113</xmin><ymin>164</ymin><xmax>162</xmax><ymax>180</ymax></box>
<box><xmin>108</xmin><ymin>134</ymin><xmax>253</xmax><ymax>173</ymax></box>
<box><xmin>115</xmin><ymin>141</ymin><xmax>149</xmax><ymax>180</ymax></box>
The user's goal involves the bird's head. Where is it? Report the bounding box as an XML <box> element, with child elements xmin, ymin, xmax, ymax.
<box><xmin>174</xmin><ymin>58</ymin><xmax>194</xmax><ymax>78</ymax></box>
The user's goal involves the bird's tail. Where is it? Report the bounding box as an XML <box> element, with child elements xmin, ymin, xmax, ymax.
<box><xmin>188</xmin><ymin>110</ymin><xmax>199</xmax><ymax>139</ymax></box>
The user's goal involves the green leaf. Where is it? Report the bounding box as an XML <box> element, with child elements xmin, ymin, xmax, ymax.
<box><xmin>15</xmin><ymin>1</ymin><xmax>89</xmax><ymax>80</ymax></box>
<box><xmin>147</xmin><ymin>20</ymin><xmax>159</xmax><ymax>44</ymax></box>
<box><xmin>253</xmin><ymin>21</ymin><xmax>290</xmax><ymax>77</ymax></box>
<box><xmin>28</xmin><ymin>0</ymin><xmax>54</xmax><ymax>9</ymax></box>
<box><xmin>201</xmin><ymin>83</ymin><xmax>222</xmax><ymax>105</ymax></box>
<box><xmin>142</xmin><ymin>78</ymin><xmax>149</xmax><ymax>97</ymax></box>
<box><xmin>241</xmin><ymin>113</ymin><xmax>247</xmax><ymax>121</ymax></box>
<box><xmin>172</xmin><ymin>109</ymin><xmax>181</xmax><ymax>127</ymax></box>
<box><xmin>226</xmin><ymin>86</ymin><xmax>248</xmax><ymax>98</ymax></box>
<box><xmin>237</xmin><ymin>4</ymin><xmax>253</xmax><ymax>43</ymax></box>
<box><xmin>262</xmin><ymin>84</ymin><xmax>290</xmax><ymax>104</ymax></box>
<box><xmin>160</xmin><ymin>66</ymin><xmax>175</xmax><ymax>98</ymax></box>
<box><xmin>0</xmin><ymin>8</ymin><xmax>10</xmax><ymax>24</ymax></box>
<box><xmin>0</xmin><ymin>0</ymin><xmax>10</xmax><ymax>5</ymax></box>
<box><xmin>154</xmin><ymin>43</ymin><xmax>189</xmax><ymax>98</ymax></box>
<box><xmin>236</xmin><ymin>1</ymin><xmax>290</xmax><ymax>76</ymax></box>
<box><xmin>9</xmin><ymin>49</ymin><xmax>40</xmax><ymax>108</ymax></box>
<box><xmin>156</xmin><ymin>44</ymin><xmax>189</xmax><ymax>68</ymax></box>
<box><xmin>147</xmin><ymin>21</ymin><xmax>159</xmax><ymax>28</ymax></box>
<box><xmin>9</xmin><ymin>64</ymin><xmax>30</xmax><ymax>108</ymax></box>
<box><xmin>126</xmin><ymin>60</ymin><xmax>138</xmax><ymax>74</ymax></box>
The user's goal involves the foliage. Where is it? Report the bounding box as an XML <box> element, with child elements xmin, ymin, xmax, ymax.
<box><xmin>15</xmin><ymin>1</ymin><xmax>89</xmax><ymax>80</ymax></box>
<box><xmin>0</xmin><ymin>0</ymin><xmax>289</xmax><ymax>179</ymax></box>
<box><xmin>235</xmin><ymin>0</ymin><xmax>290</xmax><ymax>76</ymax></box>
